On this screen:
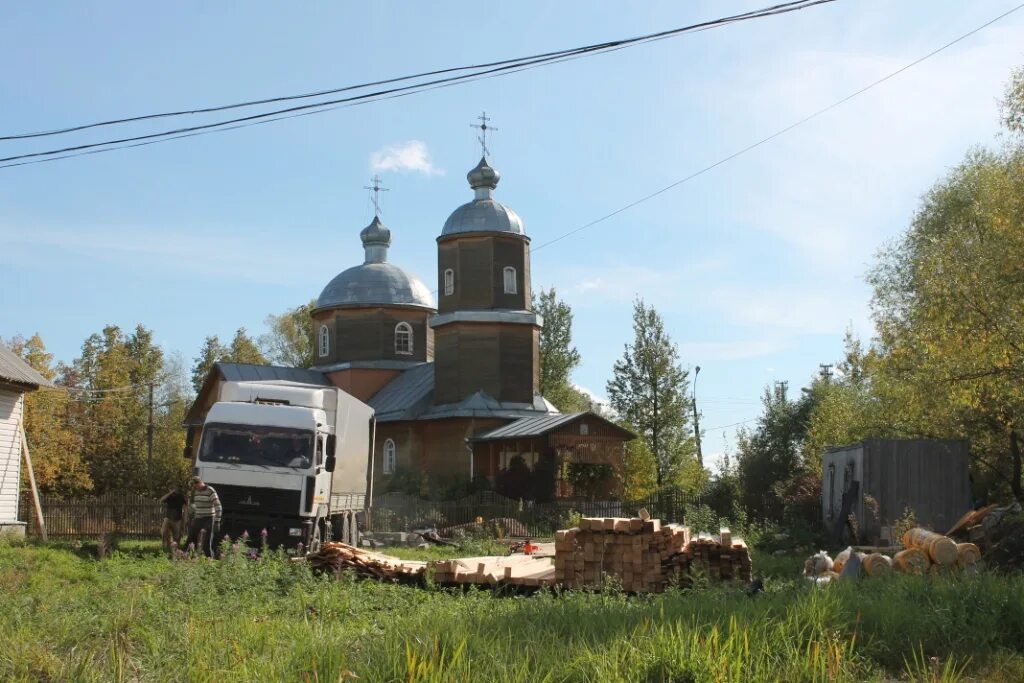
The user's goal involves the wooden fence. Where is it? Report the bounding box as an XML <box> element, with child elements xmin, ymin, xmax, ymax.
<box><xmin>20</xmin><ymin>489</ymin><xmax>708</xmax><ymax>540</ymax></box>
<box><xmin>20</xmin><ymin>492</ymin><xmax>165</xmax><ymax>539</ymax></box>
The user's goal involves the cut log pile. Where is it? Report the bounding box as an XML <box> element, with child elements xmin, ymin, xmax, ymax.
<box><xmin>554</xmin><ymin>515</ymin><xmax>752</xmax><ymax>593</ymax></box>
<box><xmin>804</xmin><ymin>526</ymin><xmax>982</xmax><ymax>583</ymax></box>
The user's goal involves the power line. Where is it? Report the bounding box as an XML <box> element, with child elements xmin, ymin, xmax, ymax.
<box><xmin>703</xmin><ymin>418</ymin><xmax>759</xmax><ymax>431</ymax></box>
<box><xmin>0</xmin><ymin>1</ymin><xmax>832</xmax><ymax>143</ymax></box>
<box><xmin>527</xmin><ymin>1</ymin><xmax>1024</xmax><ymax>255</ymax></box>
<box><xmin>0</xmin><ymin>1</ymin><xmax>836</xmax><ymax>168</ymax></box>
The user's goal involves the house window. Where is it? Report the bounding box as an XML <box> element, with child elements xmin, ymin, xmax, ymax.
<box><xmin>503</xmin><ymin>266</ymin><xmax>517</xmax><ymax>294</ymax></box>
<box><xmin>579</xmin><ymin>423</ymin><xmax>589</xmax><ymax>436</ymax></box>
<box><xmin>395</xmin><ymin>322</ymin><xmax>413</xmax><ymax>355</ymax></box>
<box><xmin>444</xmin><ymin>269</ymin><xmax>455</xmax><ymax>296</ymax></box>
<box><xmin>318</xmin><ymin>324</ymin><xmax>330</xmax><ymax>357</ymax></box>
<box><xmin>383</xmin><ymin>439</ymin><xmax>396</xmax><ymax>474</ymax></box>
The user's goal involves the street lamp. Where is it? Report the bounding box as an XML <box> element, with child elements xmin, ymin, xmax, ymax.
<box><xmin>692</xmin><ymin>366</ymin><xmax>703</xmax><ymax>468</ymax></box>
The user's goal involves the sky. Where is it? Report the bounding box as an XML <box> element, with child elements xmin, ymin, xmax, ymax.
<box><xmin>3</xmin><ymin>1</ymin><xmax>1023</xmax><ymax>467</ymax></box>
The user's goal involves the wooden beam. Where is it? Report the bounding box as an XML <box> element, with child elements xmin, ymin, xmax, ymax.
<box><xmin>19</xmin><ymin>422</ymin><xmax>47</xmax><ymax>542</ymax></box>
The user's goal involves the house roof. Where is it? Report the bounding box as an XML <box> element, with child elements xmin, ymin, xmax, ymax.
<box><xmin>0</xmin><ymin>344</ymin><xmax>50</xmax><ymax>390</ymax></box>
<box><xmin>471</xmin><ymin>412</ymin><xmax>636</xmax><ymax>442</ymax></box>
<box><xmin>367</xmin><ymin>361</ymin><xmax>558</xmax><ymax>423</ymax></box>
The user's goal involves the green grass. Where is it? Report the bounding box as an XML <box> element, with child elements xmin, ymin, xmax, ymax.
<box><xmin>1</xmin><ymin>539</ymin><xmax>1023</xmax><ymax>682</ymax></box>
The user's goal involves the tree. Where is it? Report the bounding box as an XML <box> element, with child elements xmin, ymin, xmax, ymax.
<box><xmin>4</xmin><ymin>334</ymin><xmax>91</xmax><ymax>496</ymax></box>
<box><xmin>260</xmin><ymin>299</ymin><xmax>317</xmax><ymax>368</ymax></box>
<box><xmin>191</xmin><ymin>336</ymin><xmax>227</xmax><ymax>394</ymax></box>
<box><xmin>190</xmin><ymin>327</ymin><xmax>266</xmax><ymax>394</ymax></box>
<box><xmin>868</xmin><ymin>143</ymin><xmax>1024</xmax><ymax>500</ymax></box>
<box><xmin>533</xmin><ymin>288</ymin><xmax>589</xmax><ymax>412</ymax></box>
<box><xmin>229</xmin><ymin>327</ymin><xmax>266</xmax><ymax>365</ymax></box>
<box><xmin>606</xmin><ymin>298</ymin><xmax>694</xmax><ymax>488</ymax></box>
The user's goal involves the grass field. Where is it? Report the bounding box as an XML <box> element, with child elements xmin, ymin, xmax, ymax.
<box><xmin>2</xmin><ymin>538</ymin><xmax>1023</xmax><ymax>682</ymax></box>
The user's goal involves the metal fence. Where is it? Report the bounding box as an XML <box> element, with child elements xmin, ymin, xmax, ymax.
<box><xmin>366</xmin><ymin>490</ymin><xmax>706</xmax><ymax>537</ymax></box>
<box><xmin>20</xmin><ymin>492</ymin><xmax>165</xmax><ymax>539</ymax></box>
<box><xmin>19</xmin><ymin>489</ymin><xmax>708</xmax><ymax>540</ymax></box>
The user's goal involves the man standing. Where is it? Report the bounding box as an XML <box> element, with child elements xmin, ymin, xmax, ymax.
<box><xmin>184</xmin><ymin>476</ymin><xmax>222</xmax><ymax>557</ymax></box>
<box><xmin>158</xmin><ymin>486</ymin><xmax>187</xmax><ymax>552</ymax></box>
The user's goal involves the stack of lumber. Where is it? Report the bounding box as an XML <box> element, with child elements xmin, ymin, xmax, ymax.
<box><xmin>428</xmin><ymin>555</ymin><xmax>555</xmax><ymax>587</ymax></box>
<box><xmin>307</xmin><ymin>542</ymin><xmax>426</xmax><ymax>582</ymax></box>
<box><xmin>681</xmin><ymin>529</ymin><xmax>753</xmax><ymax>583</ymax></box>
<box><xmin>553</xmin><ymin>515</ymin><xmax>747</xmax><ymax>592</ymax></box>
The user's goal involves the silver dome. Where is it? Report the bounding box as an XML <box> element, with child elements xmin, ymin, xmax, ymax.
<box><xmin>441</xmin><ymin>157</ymin><xmax>525</xmax><ymax>237</ymax></box>
<box><xmin>316</xmin><ymin>262</ymin><xmax>435</xmax><ymax>310</ymax></box>
<box><xmin>316</xmin><ymin>215</ymin><xmax>436</xmax><ymax>311</ymax></box>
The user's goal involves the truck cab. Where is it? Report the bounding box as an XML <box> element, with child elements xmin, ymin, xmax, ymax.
<box><xmin>191</xmin><ymin>381</ymin><xmax>373</xmax><ymax>551</ymax></box>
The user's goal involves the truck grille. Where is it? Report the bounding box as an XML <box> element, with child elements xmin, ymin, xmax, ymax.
<box><xmin>213</xmin><ymin>484</ymin><xmax>301</xmax><ymax>517</ymax></box>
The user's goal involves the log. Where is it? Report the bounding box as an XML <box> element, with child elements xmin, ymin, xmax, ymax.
<box><xmin>902</xmin><ymin>528</ymin><xmax>959</xmax><ymax>566</ymax></box>
<box><xmin>863</xmin><ymin>553</ymin><xmax>893</xmax><ymax>577</ymax></box>
<box><xmin>893</xmin><ymin>547</ymin><xmax>930</xmax><ymax>574</ymax></box>
<box><xmin>956</xmin><ymin>543</ymin><xmax>981</xmax><ymax>568</ymax></box>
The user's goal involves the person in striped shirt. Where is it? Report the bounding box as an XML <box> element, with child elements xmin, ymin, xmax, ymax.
<box><xmin>184</xmin><ymin>476</ymin><xmax>222</xmax><ymax>557</ymax></box>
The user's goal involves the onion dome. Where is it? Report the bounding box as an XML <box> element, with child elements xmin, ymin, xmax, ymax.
<box><xmin>441</xmin><ymin>157</ymin><xmax>524</xmax><ymax>236</ymax></box>
<box><xmin>315</xmin><ymin>216</ymin><xmax>435</xmax><ymax>311</ymax></box>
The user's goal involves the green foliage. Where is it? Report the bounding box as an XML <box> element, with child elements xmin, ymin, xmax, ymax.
<box><xmin>533</xmin><ymin>288</ymin><xmax>586</xmax><ymax>412</ymax></box>
<box><xmin>566</xmin><ymin>463</ymin><xmax>614</xmax><ymax>499</ymax></box>
<box><xmin>260</xmin><ymin>299</ymin><xmax>317</xmax><ymax>368</ymax></box>
<box><xmin>191</xmin><ymin>327</ymin><xmax>267</xmax><ymax>394</ymax></box>
<box><xmin>4</xmin><ymin>541</ymin><xmax>1022</xmax><ymax>681</ymax></box>
<box><xmin>1002</xmin><ymin>65</ymin><xmax>1024</xmax><ymax>136</ymax></box>
<box><xmin>607</xmin><ymin>297</ymin><xmax>695</xmax><ymax>488</ymax></box>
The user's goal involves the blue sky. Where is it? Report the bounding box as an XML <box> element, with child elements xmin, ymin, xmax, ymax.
<box><xmin>3</xmin><ymin>1</ymin><xmax>1023</xmax><ymax>465</ymax></box>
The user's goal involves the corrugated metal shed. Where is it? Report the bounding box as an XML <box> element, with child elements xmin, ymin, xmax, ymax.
<box><xmin>0</xmin><ymin>345</ymin><xmax>49</xmax><ymax>389</ymax></box>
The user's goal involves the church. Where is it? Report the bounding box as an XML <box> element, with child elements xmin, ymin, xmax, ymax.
<box><xmin>188</xmin><ymin>148</ymin><xmax>633</xmax><ymax>501</ymax></box>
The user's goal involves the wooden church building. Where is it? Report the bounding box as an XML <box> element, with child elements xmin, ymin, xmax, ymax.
<box><xmin>189</xmin><ymin>154</ymin><xmax>633</xmax><ymax>500</ymax></box>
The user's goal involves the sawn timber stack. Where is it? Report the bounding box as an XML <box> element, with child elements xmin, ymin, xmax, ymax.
<box><xmin>554</xmin><ymin>516</ymin><xmax>752</xmax><ymax>592</ymax></box>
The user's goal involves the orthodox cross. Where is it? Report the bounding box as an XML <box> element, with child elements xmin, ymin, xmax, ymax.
<box><xmin>471</xmin><ymin>111</ymin><xmax>497</xmax><ymax>157</ymax></box>
<box><xmin>364</xmin><ymin>174</ymin><xmax>388</xmax><ymax>217</ymax></box>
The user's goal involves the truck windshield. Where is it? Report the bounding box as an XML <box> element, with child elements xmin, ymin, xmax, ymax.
<box><xmin>199</xmin><ymin>424</ymin><xmax>313</xmax><ymax>469</ymax></box>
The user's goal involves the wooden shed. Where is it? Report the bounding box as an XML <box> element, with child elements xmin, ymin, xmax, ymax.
<box><xmin>0</xmin><ymin>344</ymin><xmax>49</xmax><ymax>537</ymax></box>
<box><xmin>822</xmin><ymin>438</ymin><xmax>971</xmax><ymax>545</ymax></box>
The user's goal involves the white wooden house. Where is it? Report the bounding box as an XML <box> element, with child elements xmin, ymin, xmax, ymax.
<box><xmin>0</xmin><ymin>344</ymin><xmax>48</xmax><ymax>536</ymax></box>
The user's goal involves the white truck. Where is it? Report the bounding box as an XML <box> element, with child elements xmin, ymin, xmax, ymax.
<box><xmin>189</xmin><ymin>380</ymin><xmax>374</xmax><ymax>551</ymax></box>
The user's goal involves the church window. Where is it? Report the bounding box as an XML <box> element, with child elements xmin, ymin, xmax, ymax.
<box><xmin>318</xmin><ymin>325</ymin><xmax>330</xmax><ymax>358</ymax></box>
<box><xmin>395</xmin><ymin>322</ymin><xmax>413</xmax><ymax>355</ymax></box>
<box><xmin>383</xmin><ymin>439</ymin><xmax>396</xmax><ymax>474</ymax></box>
<box><xmin>503</xmin><ymin>266</ymin><xmax>517</xmax><ymax>294</ymax></box>
<box><xmin>444</xmin><ymin>268</ymin><xmax>455</xmax><ymax>296</ymax></box>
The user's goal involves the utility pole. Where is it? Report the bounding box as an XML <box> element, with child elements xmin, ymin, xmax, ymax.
<box><xmin>147</xmin><ymin>381</ymin><xmax>155</xmax><ymax>485</ymax></box>
<box><xmin>692</xmin><ymin>366</ymin><xmax>703</xmax><ymax>469</ymax></box>
<box><xmin>774</xmin><ymin>380</ymin><xmax>789</xmax><ymax>400</ymax></box>
<box><xmin>819</xmin><ymin>363</ymin><xmax>833</xmax><ymax>381</ymax></box>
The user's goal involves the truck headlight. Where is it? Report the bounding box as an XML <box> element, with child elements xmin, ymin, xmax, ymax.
<box><xmin>289</xmin><ymin>528</ymin><xmax>303</xmax><ymax>537</ymax></box>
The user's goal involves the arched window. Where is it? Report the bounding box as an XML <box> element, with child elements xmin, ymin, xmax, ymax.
<box><xmin>318</xmin><ymin>324</ymin><xmax>330</xmax><ymax>357</ymax></box>
<box><xmin>394</xmin><ymin>322</ymin><xmax>413</xmax><ymax>355</ymax></box>
<box><xmin>444</xmin><ymin>268</ymin><xmax>455</xmax><ymax>296</ymax></box>
<box><xmin>383</xmin><ymin>439</ymin><xmax>396</xmax><ymax>474</ymax></box>
<box><xmin>503</xmin><ymin>266</ymin><xmax>517</xmax><ymax>294</ymax></box>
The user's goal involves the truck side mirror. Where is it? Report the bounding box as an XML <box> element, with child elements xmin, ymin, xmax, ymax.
<box><xmin>326</xmin><ymin>434</ymin><xmax>337</xmax><ymax>457</ymax></box>
<box><xmin>325</xmin><ymin>455</ymin><xmax>336</xmax><ymax>473</ymax></box>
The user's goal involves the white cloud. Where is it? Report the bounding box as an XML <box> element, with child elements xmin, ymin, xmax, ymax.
<box><xmin>369</xmin><ymin>140</ymin><xmax>443</xmax><ymax>176</ymax></box>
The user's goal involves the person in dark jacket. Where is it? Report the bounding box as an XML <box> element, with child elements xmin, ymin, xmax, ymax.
<box><xmin>158</xmin><ymin>486</ymin><xmax>188</xmax><ymax>551</ymax></box>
